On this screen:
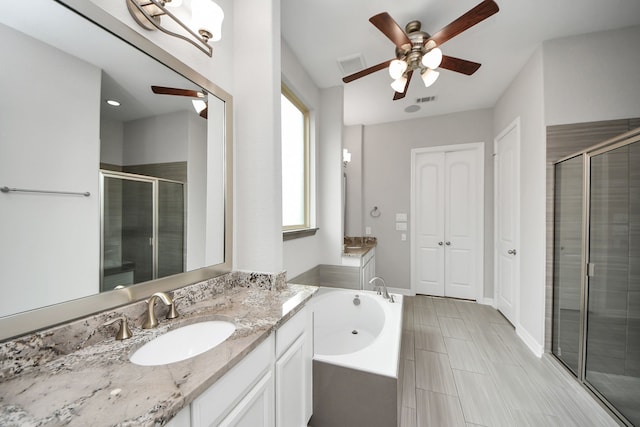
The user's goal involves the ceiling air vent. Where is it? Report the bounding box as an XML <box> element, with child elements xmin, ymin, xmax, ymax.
<box><xmin>337</xmin><ymin>54</ymin><xmax>366</xmax><ymax>76</ymax></box>
<box><xmin>416</xmin><ymin>96</ymin><xmax>437</xmax><ymax>103</ymax></box>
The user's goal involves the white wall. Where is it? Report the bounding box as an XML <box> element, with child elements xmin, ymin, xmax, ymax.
<box><xmin>233</xmin><ymin>0</ymin><xmax>283</xmax><ymax>273</ymax></box>
<box><xmin>493</xmin><ymin>48</ymin><xmax>546</xmax><ymax>355</ymax></box>
<box><xmin>123</xmin><ymin>111</ymin><xmax>189</xmax><ymax>164</ymax></box>
<box><xmin>544</xmin><ymin>25</ymin><xmax>640</xmax><ymax>126</ymax></box>
<box><xmin>0</xmin><ymin>23</ymin><xmax>101</xmax><ymax>317</ymax></box>
<box><xmin>100</xmin><ymin>116</ymin><xmax>124</xmax><ymax>165</ymax></box>
<box><xmin>362</xmin><ymin>109</ymin><xmax>495</xmax><ymax>294</ymax></box>
<box><xmin>318</xmin><ymin>87</ymin><xmax>346</xmax><ymax>267</ymax></box>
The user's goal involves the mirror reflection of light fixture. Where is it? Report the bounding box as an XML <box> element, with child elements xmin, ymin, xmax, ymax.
<box><xmin>126</xmin><ymin>0</ymin><xmax>224</xmax><ymax>57</ymax></box>
<box><xmin>343</xmin><ymin>149</ymin><xmax>352</xmax><ymax>168</ymax></box>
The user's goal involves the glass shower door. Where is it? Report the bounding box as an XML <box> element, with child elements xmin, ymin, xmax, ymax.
<box><xmin>102</xmin><ymin>175</ymin><xmax>154</xmax><ymax>291</ymax></box>
<box><xmin>552</xmin><ymin>155</ymin><xmax>584</xmax><ymax>374</ymax></box>
<box><xmin>585</xmin><ymin>140</ymin><xmax>640</xmax><ymax>425</ymax></box>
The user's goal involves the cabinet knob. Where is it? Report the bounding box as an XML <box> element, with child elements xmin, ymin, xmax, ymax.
<box><xmin>445</xmin><ymin>241</ymin><xmax>451</xmax><ymax>246</ymax></box>
<box><xmin>438</xmin><ymin>241</ymin><xmax>443</xmax><ymax>246</ymax></box>
<box><xmin>507</xmin><ymin>249</ymin><xmax>517</xmax><ymax>255</ymax></box>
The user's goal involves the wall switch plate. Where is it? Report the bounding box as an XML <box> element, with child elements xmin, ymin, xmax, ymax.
<box><xmin>395</xmin><ymin>213</ymin><xmax>407</xmax><ymax>222</ymax></box>
<box><xmin>365</xmin><ymin>226</ymin><xmax>371</xmax><ymax>235</ymax></box>
<box><xmin>401</xmin><ymin>233</ymin><xmax>406</xmax><ymax>241</ymax></box>
<box><xmin>395</xmin><ymin>222</ymin><xmax>407</xmax><ymax>231</ymax></box>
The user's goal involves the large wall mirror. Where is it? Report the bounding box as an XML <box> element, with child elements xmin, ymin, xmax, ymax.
<box><xmin>0</xmin><ymin>0</ymin><xmax>232</xmax><ymax>340</ymax></box>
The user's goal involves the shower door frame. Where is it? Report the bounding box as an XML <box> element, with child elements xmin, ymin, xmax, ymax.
<box><xmin>99</xmin><ymin>170</ymin><xmax>187</xmax><ymax>291</ymax></box>
<box><xmin>551</xmin><ymin>127</ymin><xmax>640</xmax><ymax>426</ymax></box>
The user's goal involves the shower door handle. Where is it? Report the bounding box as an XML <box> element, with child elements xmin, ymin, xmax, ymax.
<box><xmin>508</xmin><ymin>249</ymin><xmax>517</xmax><ymax>255</ymax></box>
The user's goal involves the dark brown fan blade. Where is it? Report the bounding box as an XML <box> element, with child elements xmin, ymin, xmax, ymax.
<box><xmin>369</xmin><ymin>12</ymin><xmax>411</xmax><ymax>49</ymax></box>
<box><xmin>440</xmin><ymin>55</ymin><xmax>481</xmax><ymax>75</ymax></box>
<box><xmin>151</xmin><ymin>85</ymin><xmax>205</xmax><ymax>98</ymax></box>
<box><xmin>343</xmin><ymin>59</ymin><xmax>393</xmax><ymax>83</ymax></box>
<box><xmin>425</xmin><ymin>0</ymin><xmax>499</xmax><ymax>47</ymax></box>
<box><xmin>393</xmin><ymin>70</ymin><xmax>413</xmax><ymax>100</ymax></box>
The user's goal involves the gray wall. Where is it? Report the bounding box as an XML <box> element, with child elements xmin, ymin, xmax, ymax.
<box><xmin>359</xmin><ymin>108</ymin><xmax>495</xmax><ymax>294</ymax></box>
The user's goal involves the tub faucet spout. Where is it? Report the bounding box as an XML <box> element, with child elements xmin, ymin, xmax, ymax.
<box><xmin>369</xmin><ymin>276</ymin><xmax>394</xmax><ymax>303</ymax></box>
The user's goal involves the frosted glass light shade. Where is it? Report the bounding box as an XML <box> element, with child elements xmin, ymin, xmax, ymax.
<box><xmin>421</xmin><ymin>68</ymin><xmax>440</xmax><ymax>88</ymax></box>
<box><xmin>192</xmin><ymin>0</ymin><xmax>224</xmax><ymax>41</ymax></box>
<box><xmin>391</xmin><ymin>76</ymin><xmax>407</xmax><ymax>93</ymax></box>
<box><xmin>421</xmin><ymin>48</ymin><xmax>443</xmax><ymax>69</ymax></box>
<box><xmin>389</xmin><ymin>59</ymin><xmax>408</xmax><ymax>80</ymax></box>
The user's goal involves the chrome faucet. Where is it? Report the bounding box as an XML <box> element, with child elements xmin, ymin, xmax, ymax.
<box><xmin>142</xmin><ymin>292</ymin><xmax>179</xmax><ymax>329</ymax></box>
<box><xmin>369</xmin><ymin>276</ymin><xmax>394</xmax><ymax>303</ymax></box>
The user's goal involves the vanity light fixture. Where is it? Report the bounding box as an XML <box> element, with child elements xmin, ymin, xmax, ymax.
<box><xmin>126</xmin><ymin>0</ymin><xmax>224</xmax><ymax>57</ymax></box>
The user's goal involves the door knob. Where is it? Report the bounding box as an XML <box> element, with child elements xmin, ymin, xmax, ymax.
<box><xmin>438</xmin><ymin>241</ymin><xmax>443</xmax><ymax>246</ymax></box>
<box><xmin>445</xmin><ymin>241</ymin><xmax>451</xmax><ymax>246</ymax></box>
<box><xmin>508</xmin><ymin>249</ymin><xmax>517</xmax><ymax>255</ymax></box>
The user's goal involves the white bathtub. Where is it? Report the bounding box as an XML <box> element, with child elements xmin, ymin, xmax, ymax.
<box><xmin>311</xmin><ymin>287</ymin><xmax>403</xmax><ymax>378</ymax></box>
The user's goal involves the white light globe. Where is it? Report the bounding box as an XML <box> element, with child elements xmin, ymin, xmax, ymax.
<box><xmin>421</xmin><ymin>48</ymin><xmax>443</xmax><ymax>70</ymax></box>
<box><xmin>388</xmin><ymin>59</ymin><xmax>407</xmax><ymax>80</ymax></box>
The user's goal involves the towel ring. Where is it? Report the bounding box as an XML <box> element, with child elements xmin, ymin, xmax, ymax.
<box><xmin>370</xmin><ymin>206</ymin><xmax>381</xmax><ymax>218</ymax></box>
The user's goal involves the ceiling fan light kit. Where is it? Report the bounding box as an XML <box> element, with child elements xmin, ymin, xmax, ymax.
<box><xmin>126</xmin><ymin>0</ymin><xmax>224</xmax><ymax>57</ymax></box>
<box><xmin>342</xmin><ymin>0</ymin><xmax>499</xmax><ymax>100</ymax></box>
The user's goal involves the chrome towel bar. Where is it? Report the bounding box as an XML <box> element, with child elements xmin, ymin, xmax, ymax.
<box><xmin>1</xmin><ymin>186</ymin><xmax>90</xmax><ymax>197</ymax></box>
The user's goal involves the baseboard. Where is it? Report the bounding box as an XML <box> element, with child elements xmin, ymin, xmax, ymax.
<box><xmin>388</xmin><ymin>287</ymin><xmax>414</xmax><ymax>296</ymax></box>
<box><xmin>516</xmin><ymin>325</ymin><xmax>544</xmax><ymax>358</ymax></box>
<box><xmin>479</xmin><ymin>297</ymin><xmax>494</xmax><ymax>306</ymax></box>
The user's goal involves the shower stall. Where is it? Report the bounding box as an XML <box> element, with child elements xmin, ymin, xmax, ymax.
<box><xmin>100</xmin><ymin>171</ymin><xmax>185</xmax><ymax>291</ymax></box>
<box><xmin>552</xmin><ymin>128</ymin><xmax>640</xmax><ymax>425</ymax></box>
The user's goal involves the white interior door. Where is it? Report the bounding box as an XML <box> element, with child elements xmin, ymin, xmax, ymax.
<box><xmin>494</xmin><ymin>121</ymin><xmax>520</xmax><ymax>325</ymax></box>
<box><xmin>444</xmin><ymin>150</ymin><xmax>478</xmax><ymax>300</ymax></box>
<box><xmin>414</xmin><ymin>152</ymin><xmax>445</xmax><ymax>296</ymax></box>
<box><xmin>412</xmin><ymin>144</ymin><xmax>483</xmax><ymax>300</ymax></box>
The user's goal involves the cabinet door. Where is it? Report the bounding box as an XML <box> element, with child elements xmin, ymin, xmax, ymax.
<box><xmin>276</xmin><ymin>334</ymin><xmax>306</xmax><ymax>427</ymax></box>
<box><xmin>218</xmin><ymin>370</ymin><xmax>274</xmax><ymax>427</ymax></box>
<box><xmin>362</xmin><ymin>257</ymin><xmax>376</xmax><ymax>291</ymax></box>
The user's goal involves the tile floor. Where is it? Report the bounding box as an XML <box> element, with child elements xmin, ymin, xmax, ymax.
<box><xmin>398</xmin><ymin>296</ymin><xmax>621</xmax><ymax>427</ymax></box>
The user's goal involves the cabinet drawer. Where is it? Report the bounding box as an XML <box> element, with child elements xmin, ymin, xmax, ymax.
<box><xmin>275</xmin><ymin>306</ymin><xmax>307</xmax><ymax>359</ymax></box>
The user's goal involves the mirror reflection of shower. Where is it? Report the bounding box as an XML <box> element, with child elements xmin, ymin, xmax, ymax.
<box><xmin>101</xmin><ymin>171</ymin><xmax>185</xmax><ymax>291</ymax></box>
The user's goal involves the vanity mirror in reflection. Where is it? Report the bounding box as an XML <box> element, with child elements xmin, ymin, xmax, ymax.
<box><xmin>0</xmin><ymin>0</ymin><xmax>229</xmax><ymax>324</ymax></box>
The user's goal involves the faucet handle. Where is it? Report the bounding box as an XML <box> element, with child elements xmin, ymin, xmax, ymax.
<box><xmin>103</xmin><ymin>316</ymin><xmax>133</xmax><ymax>340</ymax></box>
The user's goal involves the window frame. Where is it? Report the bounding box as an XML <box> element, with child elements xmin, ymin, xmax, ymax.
<box><xmin>281</xmin><ymin>83</ymin><xmax>311</xmax><ymax>232</ymax></box>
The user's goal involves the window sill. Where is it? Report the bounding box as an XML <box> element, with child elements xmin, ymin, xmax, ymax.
<box><xmin>283</xmin><ymin>227</ymin><xmax>319</xmax><ymax>241</ymax></box>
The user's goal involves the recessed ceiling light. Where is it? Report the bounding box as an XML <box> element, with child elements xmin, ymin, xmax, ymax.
<box><xmin>404</xmin><ymin>105</ymin><xmax>420</xmax><ymax>113</ymax></box>
<box><xmin>106</xmin><ymin>99</ymin><xmax>121</xmax><ymax>107</ymax></box>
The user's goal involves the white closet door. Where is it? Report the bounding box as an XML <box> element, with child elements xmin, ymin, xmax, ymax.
<box><xmin>444</xmin><ymin>149</ymin><xmax>477</xmax><ymax>300</ymax></box>
<box><xmin>494</xmin><ymin>122</ymin><xmax>520</xmax><ymax>325</ymax></box>
<box><xmin>414</xmin><ymin>151</ymin><xmax>445</xmax><ymax>296</ymax></box>
<box><xmin>412</xmin><ymin>144</ymin><xmax>483</xmax><ymax>300</ymax></box>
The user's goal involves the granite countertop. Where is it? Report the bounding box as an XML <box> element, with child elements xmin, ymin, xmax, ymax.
<box><xmin>0</xmin><ymin>279</ymin><xmax>317</xmax><ymax>427</ymax></box>
<box><xmin>342</xmin><ymin>236</ymin><xmax>377</xmax><ymax>257</ymax></box>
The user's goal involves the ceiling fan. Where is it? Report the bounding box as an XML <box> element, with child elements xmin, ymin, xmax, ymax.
<box><xmin>151</xmin><ymin>85</ymin><xmax>209</xmax><ymax>119</ymax></box>
<box><xmin>342</xmin><ymin>0</ymin><xmax>499</xmax><ymax>100</ymax></box>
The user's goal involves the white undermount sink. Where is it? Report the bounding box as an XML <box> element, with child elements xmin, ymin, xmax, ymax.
<box><xmin>130</xmin><ymin>320</ymin><xmax>236</xmax><ymax>366</ymax></box>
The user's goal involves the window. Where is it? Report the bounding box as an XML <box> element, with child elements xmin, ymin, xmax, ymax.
<box><xmin>281</xmin><ymin>84</ymin><xmax>310</xmax><ymax>231</ymax></box>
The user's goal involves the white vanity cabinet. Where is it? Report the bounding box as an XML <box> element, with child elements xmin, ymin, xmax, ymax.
<box><xmin>274</xmin><ymin>306</ymin><xmax>312</xmax><ymax>427</ymax></box>
<box><xmin>342</xmin><ymin>247</ymin><xmax>376</xmax><ymax>290</ymax></box>
<box><xmin>167</xmin><ymin>306</ymin><xmax>312</xmax><ymax>427</ymax></box>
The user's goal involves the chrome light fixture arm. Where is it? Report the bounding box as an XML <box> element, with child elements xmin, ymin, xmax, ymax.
<box><xmin>126</xmin><ymin>0</ymin><xmax>213</xmax><ymax>57</ymax></box>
